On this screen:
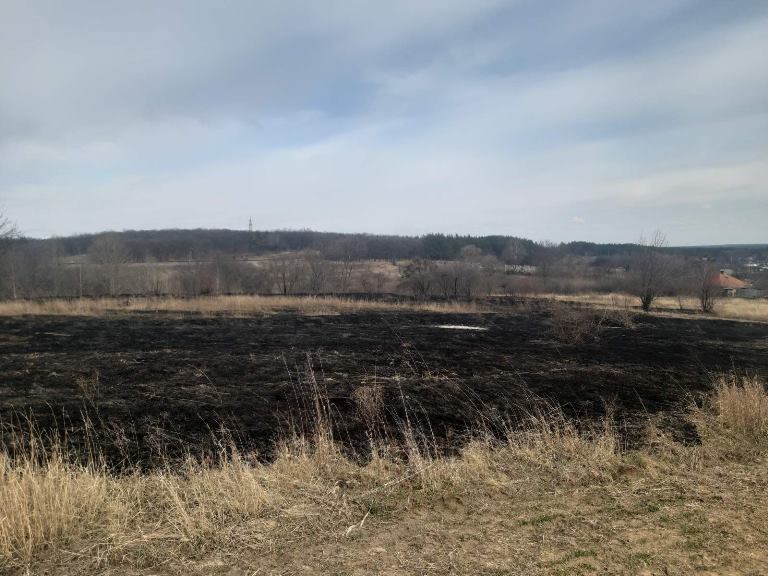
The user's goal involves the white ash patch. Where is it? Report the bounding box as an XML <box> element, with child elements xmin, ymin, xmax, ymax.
<box><xmin>433</xmin><ymin>325</ymin><xmax>488</xmax><ymax>331</ymax></box>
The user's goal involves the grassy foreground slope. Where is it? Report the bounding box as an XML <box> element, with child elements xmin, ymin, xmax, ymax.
<box><xmin>1</xmin><ymin>376</ymin><xmax>768</xmax><ymax>575</ymax></box>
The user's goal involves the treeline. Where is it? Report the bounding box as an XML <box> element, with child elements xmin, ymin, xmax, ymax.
<box><xmin>11</xmin><ymin>228</ymin><xmax>768</xmax><ymax>264</ymax></box>
<box><xmin>0</xmin><ymin>239</ymin><xmax>618</xmax><ymax>301</ymax></box>
<box><xmin>11</xmin><ymin>229</ymin><xmax>651</xmax><ymax>263</ymax></box>
<box><xmin>30</xmin><ymin>229</ymin><xmax>421</xmax><ymax>262</ymax></box>
<box><xmin>1</xmin><ymin>228</ymin><xmax>766</xmax><ymax>305</ymax></box>
<box><xmin>0</xmin><ymin>247</ymin><xmax>390</xmax><ymax>300</ymax></box>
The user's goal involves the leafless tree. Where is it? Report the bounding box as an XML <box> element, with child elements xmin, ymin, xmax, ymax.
<box><xmin>0</xmin><ymin>209</ymin><xmax>19</xmax><ymax>298</ymax></box>
<box><xmin>432</xmin><ymin>260</ymin><xmax>480</xmax><ymax>298</ymax></box>
<box><xmin>88</xmin><ymin>234</ymin><xmax>131</xmax><ymax>296</ymax></box>
<box><xmin>531</xmin><ymin>240</ymin><xmax>559</xmax><ymax>279</ymax></box>
<box><xmin>661</xmin><ymin>256</ymin><xmax>691</xmax><ymax>311</ymax></box>
<box><xmin>2</xmin><ymin>241</ymin><xmax>73</xmax><ymax>299</ymax></box>
<box><xmin>138</xmin><ymin>261</ymin><xmax>168</xmax><ymax>296</ymax></box>
<box><xmin>268</xmin><ymin>253</ymin><xmax>306</xmax><ymax>295</ymax></box>
<box><xmin>696</xmin><ymin>262</ymin><xmax>720</xmax><ymax>313</ymax></box>
<box><xmin>0</xmin><ymin>210</ymin><xmax>17</xmax><ymax>243</ymax></box>
<box><xmin>304</xmin><ymin>251</ymin><xmax>330</xmax><ymax>294</ymax></box>
<box><xmin>502</xmin><ymin>239</ymin><xmax>529</xmax><ymax>270</ymax></box>
<box><xmin>478</xmin><ymin>254</ymin><xmax>500</xmax><ymax>296</ymax></box>
<box><xmin>459</xmin><ymin>244</ymin><xmax>483</xmax><ymax>262</ymax></box>
<box><xmin>458</xmin><ymin>264</ymin><xmax>482</xmax><ymax>298</ymax></box>
<box><xmin>359</xmin><ymin>268</ymin><xmax>381</xmax><ymax>293</ymax></box>
<box><xmin>176</xmin><ymin>261</ymin><xmax>215</xmax><ymax>296</ymax></box>
<box><xmin>434</xmin><ymin>265</ymin><xmax>457</xmax><ymax>298</ymax></box>
<box><xmin>402</xmin><ymin>259</ymin><xmax>436</xmax><ymax>299</ymax></box>
<box><xmin>327</xmin><ymin>237</ymin><xmax>367</xmax><ymax>292</ymax></box>
<box><xmin>630</xmin><ymin>231</ymin><xmax>672</xmax><ymax>312</ymax></box>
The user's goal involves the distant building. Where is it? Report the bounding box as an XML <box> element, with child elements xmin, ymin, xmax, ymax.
<box><xmin>711</xmin><ymin>270</ymin><xmax>750</xmax><ymax>297</ymax></box>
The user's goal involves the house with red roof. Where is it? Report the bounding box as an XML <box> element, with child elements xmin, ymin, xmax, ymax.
<box><xmin>709</xmin><ymin>270</ymin><xmax>751</xmax><ymax>297</ymax></box>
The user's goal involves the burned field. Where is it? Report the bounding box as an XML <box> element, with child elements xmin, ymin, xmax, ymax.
<box><xmin>0</xmin><ymin>305</ymin><xmax>766</xmax><ymax>465</ymax></box>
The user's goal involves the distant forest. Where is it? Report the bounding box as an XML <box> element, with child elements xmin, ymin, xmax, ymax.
<box><xmin>12</xmin><ymin>228</ymin><xmax>768</xmax><ymax>263</ymax></box>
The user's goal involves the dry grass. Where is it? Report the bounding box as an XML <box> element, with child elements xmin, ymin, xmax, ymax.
<box><xmin>547</xmin><ymin>301</ymin><xmax>635</xmax><ymax>344</ymax></box>
<box><xmin>714</xmin><ymin>297</ymin><xmax>768</xmax><ymax>322</ymax></box>
<box><xmin>3</xmin><ymin>292</ymin><xmax>764</xmax><ymax>323</ymax></box>
<box><xmin>537</xmin><ymin>291</ymin><xmax>768</xmax><ymax>322</ymax></box>
<box><xmin>547</xmin><ymin>303</ymin><xmax>605</xmax><ymax>344</ymax></box>
<box><xmin>352</xmin><ymin>384</ymin><xmax>386</xmax><ymax>428</ymax></box>
<box><xmin>0</xmin><ymin>295</ymin><xmax>482</xmax><ymax>317</ymax></box>
<box><xmin>0</xmin><ymin>450</ymin><xmax>112</xmax><ymax>566</ymax></box>
<box><xmin>2</xmin><ymin>374</ymin><xmax>768</xmax><ymax>574</ymax></box>
<box><xmin>690</xmin><ymin>374</ymin><xmax>768</xmax><ymax>462</ymax></box>
<box><xmin>713</xmin><ymin>375</ymin><xmax>768</xmax><ymax>439</ymax></box>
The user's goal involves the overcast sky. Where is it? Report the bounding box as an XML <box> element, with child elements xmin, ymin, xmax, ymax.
<box><xmin>1</xmin><ymin>1</ymin><xmax>767</xmax><ymax>244</ymax></box>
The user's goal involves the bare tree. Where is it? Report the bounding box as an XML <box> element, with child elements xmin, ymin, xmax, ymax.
<box><xmin>0</xmin><ymin>239</ymin><xmax>79</xmax><ymax>300</ymax></box>
<box><xmin>531</xmin><ymin>240</ymin><xmax>559</xmax><ymax>280</ymax></box>
<box><xmin>402</xmin><ymin>259</ymin><xmax>435</xmax><ymax>299</ymax></box>
<box><xmin>478</xmin><ymin>254</ymin><xmax>500</xmax><ymax>296</ymax></box>
<box><xmin>457</xmin><ymin>264</ymin><xmax>482</xmax><ymax>298</ymax></box>
<box><xmin>502</xmin><ymin>238</ymin><xmax>529</xmax><ymax>271</ymax></box>
<box><xmin>176</xmin><ymin>261</ymin><xmax>215</xmax><ymax>296</ymax></box>
<box><xmin>327</xmin><ymin>237</ymin><xmax>367</xmax><ymax>292</ymax></box>
<box><xmin>0</xmin><ymin>210</ymin><xmax>17</xmax><ymax>243</ymax></box>
<box><xmin>459</xmin><ymin>244</ymin><xmax>483</xmax><ymax>262</ymax></box>
<box><xmin>630</xmin><ymin>231</ymin><xmax>671</xmax><ymax>312</ymax></box>
<box><xmin>431</xmin><ymin>260</ymin><xmax>480</xmax><ymax>299</ymax></box>
<box><xmin>662</xmin><ymin>255</ymin><xmax>692</xmax><ymax>311</ymax></box>
<box><xmin>304</xmin><ymin>251</ymin><xmax>330</xmax><ymax>294</ymax></box>
<box><xmin>0</xmin><ymin>209</ymin><xmax>19</xmax><ymax>299</ymax></box>
<box><xmin>268</xmin><ymin>253</ymin><xmax>306</xmax><ymax>295</ymax></box>
<box><xmin>696</xmin><ymin>262</ymin><xmax>720</xmax><ymax>313</ymax></box>
<box><xmin>359</xmin><ymin>267</ymin><xmax>386</xmax><ymax>293</ymax></box>
<box><xmin>88</xmin><ymin>234</ymin><xmax>131</xmax><ymax>296</ymax></box>
<box><xmin>434</xmin><ymin>265</ymin><xmax>457</xmax><ymax>298</ymax></box>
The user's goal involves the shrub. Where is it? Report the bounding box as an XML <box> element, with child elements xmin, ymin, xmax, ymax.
<box><xmin>547</xmin><ymin>302</ymin><xmax>601</xmax><ymax>344</ymax></box>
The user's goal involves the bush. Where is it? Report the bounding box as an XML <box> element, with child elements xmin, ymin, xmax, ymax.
<box><xmin>547</xmin><ymin>303</ymin><xmax>602</xmax><ymax>344</ymax></box>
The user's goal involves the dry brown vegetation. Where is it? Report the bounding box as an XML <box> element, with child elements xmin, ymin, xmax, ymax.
<box><xmin>547</xmin><ymin>301</ymin><xmax>635</xmax><ymax>344</ymax></box>
<box><xmin>537</xmin><ymin>291</ymin><xmax>768</xmax><ymax>322</ymax></box>
<box><xmin>0</xmin><ymin>295</ymin><xmax>482</xmax><ymax>317</ymax></box>
<box><xmin>1</xmin><ymin>292</ymin><xmax>764</xmax><ymax>325</ymax></box>
<box><xmin>1</xmin><ymin>374</ymin><xmax>767</xmax><ymax>575</ymax></box>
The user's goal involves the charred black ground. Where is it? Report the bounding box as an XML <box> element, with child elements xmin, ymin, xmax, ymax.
<box><xmin>1</xmin><ymin>305</ymin><xmax>766</xmax><ymax>466</ymax></box>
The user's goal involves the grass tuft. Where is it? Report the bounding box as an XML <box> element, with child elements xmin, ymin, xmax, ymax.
<box><xmin>712</xmin><ymin>374</ymin><xmax>768</xmax><ymax>440</ymax></box>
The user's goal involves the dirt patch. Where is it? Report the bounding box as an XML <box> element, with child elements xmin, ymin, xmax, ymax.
<box><xmin>0</xmin><ymin>308</ymin><xmax>766</xmax><ymax>465</ymax></box>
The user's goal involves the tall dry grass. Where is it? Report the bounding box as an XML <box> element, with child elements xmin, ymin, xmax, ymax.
<box><xmin>1</xmin><ymin>373</ymin><xmax>766</xmax><ymax>573</ymax></box>
<box><xmin>0</xmin><ymin>401</ymin><xmax>620</xmax><ymax>570</ymax></box>
<box><xmin>713</xmin><ymin>375</ymin><xmax>768</xmax><ymax>438</ymax></box>
<box><xmin>0</xmin><ymin>449</ymin><xmax>112</xmax><ymax>565</ymax></box>
<box><xmin>0</xmin><ymin>295</ymin><xmax>482</xmax><ymax>317</ymax></box>
<box><xmin>536</xmin><ymin>291</ymin><xmax>768</xmax><ymax>322</ymax></box>
<box><xmin>688</xmin><ymin>374</ymin><xmax>768</xmax><ymax>462</ymax></box>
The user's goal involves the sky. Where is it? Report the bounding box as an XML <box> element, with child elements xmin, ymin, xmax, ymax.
<box><xmin>1</xmin><ymin>0</ymin><xmax>767</xmax><ymax>245</ymax></box>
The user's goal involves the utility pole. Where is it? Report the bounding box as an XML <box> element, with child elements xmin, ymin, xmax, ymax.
<box><xmin>249</xmin><ymin>217</ymin><xmax>253</xmax><ymax>233</ymax></box>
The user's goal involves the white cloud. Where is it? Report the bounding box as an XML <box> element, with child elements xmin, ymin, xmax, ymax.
<box><xmin>1</xmin><ymin>1</ymin><xmax>767</xmax><ymax>243</ymax></box>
